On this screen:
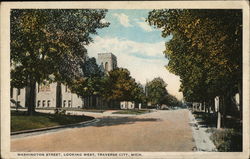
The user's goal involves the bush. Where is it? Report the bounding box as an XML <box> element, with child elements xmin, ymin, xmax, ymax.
<box><xmin>54</xmin><ymin>108</ymin><xmax>66</xmax><ymax>115</ymax></box>
<box><xmin>210</xmin><ymin>128</ymin><xmax>242</xmax><ymax>152</ymax></box>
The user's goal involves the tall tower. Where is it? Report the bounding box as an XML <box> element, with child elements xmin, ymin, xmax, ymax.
<box><xmin>97</xmin><ymin>53</ymin><xmax>117</xmax><ymax>73</ymax></box>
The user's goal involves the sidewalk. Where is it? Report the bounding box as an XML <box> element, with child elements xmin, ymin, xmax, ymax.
<box><xmin>188</xmin><ymin>110</ymin><xmax>217</xmax><ymax>152</ymax></box>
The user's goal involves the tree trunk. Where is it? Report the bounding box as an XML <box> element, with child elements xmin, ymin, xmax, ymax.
<box><xmin>15</xmin><ymin>89</ymin><xmax>19</xmax><ymax>111</ymax></box>
<box><xmin>238</xmin><ymin>82</ymin><xmax>242</xmax><ymax>120</ymax></box>
<box><xmin>217</xmin><ymin>110</ymin><xmax>221</xmax><ymax>129</ymax></box>
<box><xmin>215</xmin><ymin>96</ymin><xmax>221</xmax><ymax>129</ymax></box>
<box><xmin>56</xmin><ymin>82</ymin><xmax>62</xmax><ymax>108</ymax></box>
<box><xmin>204</xmin><ymin>101</ymin><xmax>207</xmax><ymax>113</ymax></box>
<box><xmin>221</xmin><ymin>95</ymin><xmax>226</xmax><ymax>128</ymax></box>
<box><xmin>25</xmin><ymin>86</ymin><xmax>30</xmax><ymax>108</ymax></box>
<box><xmin>27</xmin><ymin>80</ymin><xmax>36</xmax><ymax>115</ymax></box>
<box><xmin>207</xmin><ymin>99</ymin><xmax>211</xmax><ymax>114</ymax></box>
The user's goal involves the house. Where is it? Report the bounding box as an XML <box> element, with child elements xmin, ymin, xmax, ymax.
<box><xmin>120</xmin><ymin>101</ymin><xmax>135</xmax><ymax>109</ymax></box>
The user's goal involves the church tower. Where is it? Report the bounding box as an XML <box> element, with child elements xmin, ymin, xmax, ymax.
<box><xmin>97</xmin><ymin>53</ymin><xmax>117</xmax><ymax>73</ymax></box>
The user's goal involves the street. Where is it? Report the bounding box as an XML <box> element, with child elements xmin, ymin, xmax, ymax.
<box><xmin>11</xmin><ymin>109</ymin><xmax>195</xmax><ymax>152</ymax></box>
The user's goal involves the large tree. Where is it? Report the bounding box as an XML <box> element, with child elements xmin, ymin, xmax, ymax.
<box><xmin>146</xmin><ymin>77</ymin><xmax>168</xmax><ymax>106</ymax></box>
<box><xmin>11</xmin><ymin>9</ymin><xmax>109</xmax><ymax>115</ymax></box>
<box><xmin>147</xmin><ymin>9</ymin><xmax>242</xmax><ymax>127</ymax></box>
<box><xmin>103</xmin><ymin>68</ymin><xmax>145</xmax><ymax>107</ymax></box>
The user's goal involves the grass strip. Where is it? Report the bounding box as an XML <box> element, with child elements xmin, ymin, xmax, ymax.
<box><xmin>11</xmin><ymin>111</ymin><xmax>94</xmax><ymax>132</ymax></box>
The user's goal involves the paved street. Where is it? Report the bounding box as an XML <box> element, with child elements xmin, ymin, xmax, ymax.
<box><xmin>11</xmin><ymin>109</ymin><xmax>195</xmax><ymax>152</ymax></box>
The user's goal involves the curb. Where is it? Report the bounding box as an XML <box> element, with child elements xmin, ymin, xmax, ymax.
<box><xmin>188</xmin><ymin>110</ymin><xmax>217</xmax><ymax>152</ymax></box>
<box><xmin>11</xmin><ymin>118</ymin><xmax>98</xmax><ymax>135</ymax></box>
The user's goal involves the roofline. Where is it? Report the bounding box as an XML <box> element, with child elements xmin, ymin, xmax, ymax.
<box><xmin>97</xmin><ymin>53</ymin><xmax>117</xmax><ymax>58</ymax></box>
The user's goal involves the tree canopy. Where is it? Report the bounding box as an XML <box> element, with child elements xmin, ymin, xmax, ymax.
<box><xmin>147</xmin><ymin>9</ymin><xmax>242</xmax><ymax>103</ymax></box>
<box><xmin>11</xmin><ymin>9</ymin><xmax>109</xmax><ymax>86</ymax></box>
<box><xmin>11</xmin><ymin>9</ymin><xmax>109</xmax><ymax>114</ymax></box>
<box><xmin>146</xmin><ymin>77</ymin><xmax>168</xmax><ymax>105</ymax></box>
<box><xmin>70</xmin><ymin>57</ymin><xmax>105</xmax><ymax>97</ymax></box>
<box><xmin>103</xmin><ymin>68</ymin><xmax>146</xmax><ymax>103</ymax></box>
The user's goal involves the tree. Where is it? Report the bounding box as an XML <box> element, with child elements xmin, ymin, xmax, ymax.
<box><xmin>10</xmin><ymin>9</ymin><xmax>109</xmax><ymax>115</ymax></box>
<box><xmin>70</xmin><ymin>57</ymin><xmax>105</xmax><ymax>98</ymax></box>
<box><xmin>146</xmin><ymin>77</ymin><xmax>168</xmax><ymax>106</ymax></box>
<box><xmin>102</xmin><ymin>68</ymin><xmax>144</xmax><ymax>108</ymax></box>
<box><xmin>147</xmin><ymin>9</ymin><xmax>242</xmax><ymax>127</ymax></box>
<box><xmin>131</xmin><ymin>83</ymin><xmax>146</xmax><ymax>104</ymax></box>
<box><xmin>81</xmin><ymin>57</ymin><xmax>104</xmax><ymax>78</ymax></box>
<box><xmin>165</xmin><ymin>94</ymin><xmax>181</xmax><ymax>107</ymax></box>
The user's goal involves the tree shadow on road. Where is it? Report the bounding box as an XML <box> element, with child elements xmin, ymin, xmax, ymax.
<box><xmin>93</xmin><ymin>116</ymin><xmax>161</xmax><ymax>127</ymax></box>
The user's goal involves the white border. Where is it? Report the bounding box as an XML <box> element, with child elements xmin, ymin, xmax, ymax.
<box><xmin>1</xmin><ymin>1</ymin><xmax>249</xmax><ymax>159</ymax></box>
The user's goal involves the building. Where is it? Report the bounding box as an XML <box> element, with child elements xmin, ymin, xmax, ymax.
<box><xmin>11</xmin><ymin>53</ymin><xmax>118</xmax><ymax>109</ymax></box>
<box><xmin>11</xmin><ymin>82</ymin><xmax>83</xmax><ymax>109</ymax></box>
<box><xmin>120</xmin><ymin>101</ymin><xmax>135</xmax><ymax>109</ymax></box>
<box><xmin>36</xmin><ymin>83</ymin><xmax>82</xmax><ymax>108</ymax></box>
<box><xmin>97</xmin><ymin>53</ymin><xmax>117</xmax><ymax>74</ymax></box>
<box><xmin>84</xmin><ymin>53</ymin><xmax>118</xmax><ymax>109</ymax></box>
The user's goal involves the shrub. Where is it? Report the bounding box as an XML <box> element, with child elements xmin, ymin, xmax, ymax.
<box><xmin>210</xmin><ymin>128</ymin><xmax>242</xmax><ymax>152</ymax></box>
<box><xmin>54</xmin><ymin>108</ymin><xmax>66</xmax><ymax>115</ymax></box>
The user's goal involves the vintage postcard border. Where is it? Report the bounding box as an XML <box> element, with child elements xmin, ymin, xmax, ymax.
<box><xmin>1</xmin><ymin>1</ymin><xmax>249</xmax><ymax>159</ymax></box>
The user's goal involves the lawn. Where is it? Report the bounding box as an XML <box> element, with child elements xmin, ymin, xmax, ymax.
<box><xmin>112</xmin><ymin>109</ymin><xmax>151</xmax><ymax>115</ymax></box>
<box><xmin>192</xmin><ymin>111</ymin><xmax>242</xmax><ymax>152</ymax></box>
<box><xmin>11</xmin><ymin>111</ymin><xmax>94</xmax><ymax>132</ymax></box>
<box><xmin>208</xmin><ymin>128</ymin><xmax>242</xmax><ymax>152</ymax></box>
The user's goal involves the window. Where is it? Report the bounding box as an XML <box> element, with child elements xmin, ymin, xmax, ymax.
<box><xmin>47</xmin><ymin>100</ymin><xmax>50</xmax><ymax>107</ymax></box>
<box><xmin>105</xmin><ymin>62</ymin><xmax>109</xmax><ymax>71</ymax></box>
<box><xmin>68</xmin><ymin>100</ymin><xmax>71</xmax><ymax>107</ymax></box>
<box><xmin>17</xmin><ymin>89</ymin><xmax>21</xmax><ymax>95</ymax></box>
<box><xmin>11</xmin><ymin>86</ymin><xmax>13</xmax><ymax>98</ymax></box>
<box><xmin>37</xmin><ymin>100</ymin><xmax>41</xmax><ymax>107</ymax></box>
<box><xmin>42</xmin><ymin>100</ymin><xmax>45</xmax><ymax>107</ymax></box>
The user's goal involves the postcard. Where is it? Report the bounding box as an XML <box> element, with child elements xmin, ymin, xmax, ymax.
<box><xmin>1</xmin><ymin>1</ymin><xmax>249</xmax><ymax>159</ymax></box>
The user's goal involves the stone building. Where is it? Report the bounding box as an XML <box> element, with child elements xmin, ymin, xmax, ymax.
<box><xmin>97</xmin><ymin>53</ymin><xmax>117</xmax><ymax>74</ymax></box>
<box><xmin>11</xmin><ymin>82</ymin><xmax>83</xmax><ymax>108</ymax></box>
<box><xmin>36</xmin><ymin>83</ymin><xmax>83</xmax><ymax>108</ymax></box>
<box><xmin>10</xmin><ymin>53</ymin><xmax>117</xmax><ymax>109</ymax></box>
<box><xmin>84</xmin><ymin>53</ymin><xmax>118</xmax><ymax>109</ymax></box>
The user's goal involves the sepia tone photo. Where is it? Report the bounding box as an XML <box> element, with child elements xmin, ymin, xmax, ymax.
<box><xmin>1</xmin><ymin>1</ymin><xmax>249</xmax><ymax>159</ymax></box>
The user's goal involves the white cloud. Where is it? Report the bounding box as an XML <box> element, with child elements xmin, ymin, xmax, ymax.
<box><xmin>133</xmin><ymin>17</ymin><xmax>153</xmax><ymax>32</ymax></box>
<box><xmin>88</xmin><ymin>36</ymin><xmax>165</xmax><ymax>58</ymax></box>
<box><xmin>113</xmin><ymin>13</ymin><xmax>132</xmax><ymax>27</ymax></box>
<box><xmin>136</xmin><ymin>21</ymin><xmax>153</xmax><ymax>32</ymax></box>
<box><xmin>140</xmin><ymin>17</ymin><xmax>146</xmax><ymax>21</ymax></box>
<box><xmin>86</xmin><ymin>36</ymin><xmax>183</xmax><ymax>100</ymax></box>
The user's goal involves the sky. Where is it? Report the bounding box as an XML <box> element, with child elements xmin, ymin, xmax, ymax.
<box><xmin>86</xmin><ymin>9</ymin><xmax>183</xmax><ymax>100</ymax></box>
